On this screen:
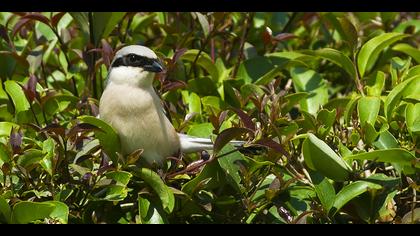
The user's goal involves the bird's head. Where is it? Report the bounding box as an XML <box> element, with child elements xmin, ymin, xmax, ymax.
<box><xmin>106</xmin><ymin>45</ymin><xmax>164</xmax><ymax>88</ymax></box>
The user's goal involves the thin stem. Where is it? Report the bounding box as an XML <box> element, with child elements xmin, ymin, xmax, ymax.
<box><xmin>166</xmin><ymin>147</ymin><xmax>242</xmax><ymax>179</ymax></box>
<box><xmin>49</xmin><ymin>23</ymin><xmax>79</xmax><ymax>97</ymax></box>
<box><xmin>231</xmin><ymin>12</ymin><xmax>255</xmax><ymax>79</ymax></box>
<box><xmin>29</xmin><ymin>101</ymin><xmax>40</xmax><ymax>126</ymax></box>
<box><xmin>353</xmin><ymin>52</ymin><xmax>365</xmax><ymax>96</ymax></box>
<box><xmin>88</xmin><ymin>12</ymin><xmax>98</xmax><ymax>99</ymax></box>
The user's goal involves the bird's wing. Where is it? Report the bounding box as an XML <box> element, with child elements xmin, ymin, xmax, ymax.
<box><xmin>178</xmin><ymin>133</ymin><xmax>245</xmax><ymax>153</ymax></box>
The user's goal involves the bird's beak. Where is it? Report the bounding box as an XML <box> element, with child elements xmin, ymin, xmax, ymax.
<box><xmin>144</xmin><ymin>60</ymin><xmax>164</xmax><ymax>73</ymax></box>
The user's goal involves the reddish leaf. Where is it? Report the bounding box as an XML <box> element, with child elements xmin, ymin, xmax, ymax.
<box><xmin>273</xmin><ymin>33</ymin><xmax>296</xmax><ymax>42</ymax></box>
<box><xmin>10</xmin><ymin>127</ymin><xmax>22</xmax><ymax>154</ymax></box>
<box><xmin>208</xmin><ymin>114</ymin><xmax>220</xmax><ymax>132</ymax></box>
<box><xmin>172</xmin><ymin>48</ymin><xmax>188</xmax><ymax>63</ymax></box>
<box><xmin>230</xmin><ymin>107</ymin><xmax>255</xmax><ymax>131</ymax></box>
<box><xmin>89</xmin><ymin>103</ymin><xmax>99</xmax><ymax>117</ymax></box>
<box><xmin>22</xmin><ymin>13</ymin><xmax>51</xmax><ymax>27</ymax></box>
<box><xmin>11</xmin><ymin>12</ymin><xmax>26</xmax><ymax>17</ymax></box>
<box><xmin>101</xmin><ymin>39</ymin><xmax>113</xmax><ymax>68</ymax></box>
<box><xmin>66</xmin><ymin>123</ymin><xmax>100</xmax><ymax>139</ymax></box>
<box><xmin>71</xmin><ymin>49</ymin><xmax>84</xmax><ymax>60</ymax></box>
<box><xmin>51</xmin><ymin>12</ymin><xmax>66</xmax><ymax>28</ymax></box>
<box><xmin>254</xmin><ymin>138</ymin><xmax>289</xmax><ymax>158</ymax></box>
<box><xmin>98</xmin><ymin>153</ymin><xmax>113</xmax><ymax>175</ymax></box>
<box><xmin>218</xmin><ymin>110</ymin><xmax>229</xmax><ymax>125</ymax></box>
<box><xmin>0</xmin><ymin>25</ymin><xmax>10</xmax><ymax>44</ymax></box>
<box><xmin>262</xmin><ymin>26</ymin><xmax>273</xmax><ymax>45</ymax></box>
<box><xmin>214</xmin><ymin>127</ymin><xmax>252</xmax><ymax>153</ymax></box>
<box><xmin>41</xmin><ymin>123</ymin><xmax>66</xmax><ymax>138</ymax></box>
<box><xmin>162</xmin><ymin>80</ymin><xmax>187</xmax><ymax>92</ymax></box>
<box><xmin>12</xmin><ymin>18</ymin><xmax>31</xmax><ymax>37</ymax></box>
<box><xmin>23</xmin><ymin>74</ymin><xmax>39</xmax><ymax>102</ymax></box>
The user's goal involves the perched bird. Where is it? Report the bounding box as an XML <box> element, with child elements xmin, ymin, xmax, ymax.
<box><xmin>99</xmin><ymin>45</ymin><xmax>244</xmax><ymax>164</ymax></box>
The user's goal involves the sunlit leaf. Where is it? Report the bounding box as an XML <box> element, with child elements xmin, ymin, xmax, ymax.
<box><xmin>357</xmin><ymin>32</ymin><xmax>408</xmax><ymax>77</ymax></box>
<box><xmin>181</xmin><ymin>50</ymin><xmax>219</xmax><ymax>82</ymax></box>
<box><xmin>384</xmin><ymin>76</ymin><xmax>419</xmax><ymax>120</ymax></box>
<box><xmin>358</xmin><ymin>96</ymin><xmax>381</xmax><ymax>128</ymax></box>
<box><xmin>135</xmin><ymin>168</ymin><xmax>174</xmax><ymax>213</ymax></box>
<box><xmin>78</xmin><ymin>116</ymin><xmax>121</xmax><ymax>165</ymax></box>
<box><xmin>12</xmin><ymin>201</ymin><xmax>68</xmax><ymax>224</ymax></box>
<box><xmin>331</xmin><ymin>181</ymin><xmax>383</xmax><ymax>216</ymax></box>
<box><xmin>291</xmin><ymin>67</ymin><xmax>328</xmax><ymax>115</ymax></box>
<box><xmin>302</xmin><ymin>133</ymin><xmax>352</xmax><ymax>182</ymax></box>
<box><xmin>392</xmin><ymin>43</ymin><xmax>420</xmax><ymax>64</ymax></box>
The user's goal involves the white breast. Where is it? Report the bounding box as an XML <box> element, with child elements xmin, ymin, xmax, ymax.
<box><xmin>99</xmin><ymin>83</ymin><xmax>180</xmax><ymax>164</ymax></box>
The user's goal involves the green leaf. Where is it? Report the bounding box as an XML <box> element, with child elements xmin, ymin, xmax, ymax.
<box><xmin>101</xmin><ymin>185</ymin><xmax>128</xmax><ymax>201</ymax></box>
<box><xmin>181</xmin><ymin>50</ymin><xmax>219</xmax><ymax>82</ymax></box>
<box><xmin>238</xmin><ymin>56</ymin><xmax>275</xmax><ymax>84</ymax></box>
<box><xmin>337</xmin><ymin>17</ymin><xmax>358</xmax><ymax>52</ymax></box>
<box><xmin>188</xmin><ymin>92</ymin><xmax>201</xmax><ymax>115</ymax></box>
<box><xmin>344</xmin><ymin>148</ymin><xmax>418</xmax><ymax>168</ymax></box>
<box><xmin>46</xmin><ymin>201</ymin><xmax>69</xmax><ymax>224</ymax></box>
<box><xmin>322</xmin><ymin>13</ymin><xmax>358</xmax><ymax>52</ymax></box>
<box><xmin>4</xmin><ymin>80</ymin><xmax>30</xmax><ymax>114</ymax></box>
<box><xmin>317</xmin><ymin>108</ymin><xmax>336</xmax><ymax>138</ymax></box>
<box><xmin>302</xmin><ymin>134</ymin><xmax>352</xmax><ymax>182</ymax></box>
<box><xmin>181</xmin><ymin>161</ymin><xmax>225</xmax><ymax>195</ymax></box>
<box><xmin>137</xmin><ymin>196</ymin><xmax>166</xmax><ymax>224</ymax></box>
<box><xmin>0</xmin><ymin>143</ymin><xmax>10</xmax><ymax>164</ymax></box>
<box><xmin>17</xmin><ymin>149</ymin><xmax>44</xmax><ymax>167</ymax></box>
<box><xmin>330</xmin><ymin>181</ymin><xmax>383</xmax><ymax>216</ymax></box>
<box><xmin>317</xmin><ymin>108</ymin><xmax>336</xmax><ymax>128</ymax></box>
<box><xmin>392</xmin><ymin>43</ymin><xmax>420</xmax><ymax>64</ymax></box>
<box><xmin>393</xmin><ymin>19</ymin><xmax>420</xmax><ymax>34</ymax></box>
<box><xmin>291</xmin><ymin>67</ymin><xmax>328</xmax><ymax>115</ymax></box>
<box><xmin>135</xmin><ymin>168</ymin><xmax>175</xmax><ymax>213</ymax></box>
<box><xmin>78</xmin><ymin>115</ymin><xmax>121</xmax><ymax>165</ymax></box>
<box><xmin>311</xmin><ymin>172</ymin><xmax>336</xmax><ymax>212</ymax></box>
<box><xmin>309</xmin><ymin>48</ymin><xmax>356</xmax><ymax>80</ymax></box>
<box><xmin>217</xmin><ymin>144</ymin><xmax>245</xmax><ymax>192</ymax></box>
<box><xmin>41</xmin><ymin>138</ymin><xmax>55</xmax><ymax>176</ymax></box>
<box><xmin>373</xmin><ymin>130</ymin><xmax>399</xmax><ymax>150</ymax></box>
<box><xmin>384</xmin><ymin>76</ymin><xmax>419</xmax><ymax>120</ymax></box>
<box><xmin>187</xmin><ymin>123</ymin><xmax>214</xmax><ymax>138</ymax></box>
<box><xmin>358</xmin><ymin>96</ymin><xmax>381</xmax><ymax>128</ymax></box>
<box><xmin>0</xmin><ymin>121</ymin><xmax>19</xmax><ymax>137</ymax></box>
<box><xmin>344</xmin><ymin>95</ymin><xmax>360</xmax><ymax>125</ymax></box>
<box><xmin>357</xmin><ymin>32</ymin><xmax>408</xmax><ymax>77</ymax></box>
<box><xmin>240</xmin><ymin>84</ymin><xmax>265</xmax><ymax>99</ymax></box>
<box><xmin>406</xmin><ymin>103</ymin><xmax>420</xmax><ymax>136</ymax></box>
<box><xmin>69</xmin><ymin>12</ymin><xmax>89</xmax><ymax>42</ymax></box>
<box><xmin>0</xmin><ymin>196</ymin><xmax>11</xmax><ymax>223</ymax></box>
<box><xmin>43</xmin><ymin>94</ymin><xmax>79</xmax><ymax>116</ymax></box>
<box><xmin>12</xmin><ymin>201</ymin><xmax>55</xmax><ymax>224</ymax></box>
<box><xmin>92</xmin><ymin>12</ymin><xmax>126</xmax><ymax>46</ymax></box>
<box><xmin>281</xmin><ymin>92</ymin><xmax>309</xmax><ymax>114</ymax></box>
<box><xmin>188</xmin><ymin>76</ymin><xmax>219</xmax><ymax>96</ymax></box>
<box><xmin>366</xmin><ymin>71</ymin><xmax>386</xmax><ymax>97</ymax></box>
<box><xmin>195</xmin><ymin>12</ymin><xmax>209</xmax><ymax>37</ymax></box>
<box><xmin>105</xmin><ymin>171</ymin><xmax>132</xmax><ymax>186</ymax></box>
<box><xmin>364</xmin><ymin>122</ymin><xmax>379</xmax><ymax>145</ymax></box>
<box><xmin>254</xmin><ymin>66</ymin><xmax>283</xmax><ymax>85</ymax></box>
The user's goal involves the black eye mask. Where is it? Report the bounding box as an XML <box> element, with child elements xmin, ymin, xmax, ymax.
<box><xmin>111</xmin><ymin>54</ymin><xmax>164</xmax><ymax>72</ymax></box>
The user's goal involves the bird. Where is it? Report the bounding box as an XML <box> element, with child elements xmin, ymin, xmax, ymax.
<box><xmin>99</xmin><ymin>45</ymin><xmax>246</xmax><ymax>165</ymax></box>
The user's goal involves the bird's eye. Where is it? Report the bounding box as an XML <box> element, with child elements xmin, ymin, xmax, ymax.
<box><xmin>128</xmin><ymin>54</ymin><xmax>139</xmax><ymax>63</ymax></box>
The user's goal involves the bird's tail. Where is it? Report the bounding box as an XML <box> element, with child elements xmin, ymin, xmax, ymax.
<box><xmin>178</xmin><ymin>133</ymin><xmax>245</xmax><ymax>153</ymax></box>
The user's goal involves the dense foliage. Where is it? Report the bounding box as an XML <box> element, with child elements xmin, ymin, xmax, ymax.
<box><xmin>0</xmin><ymin>12</ymin><xmax>419</xmax><ymax>224</ymax></box>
